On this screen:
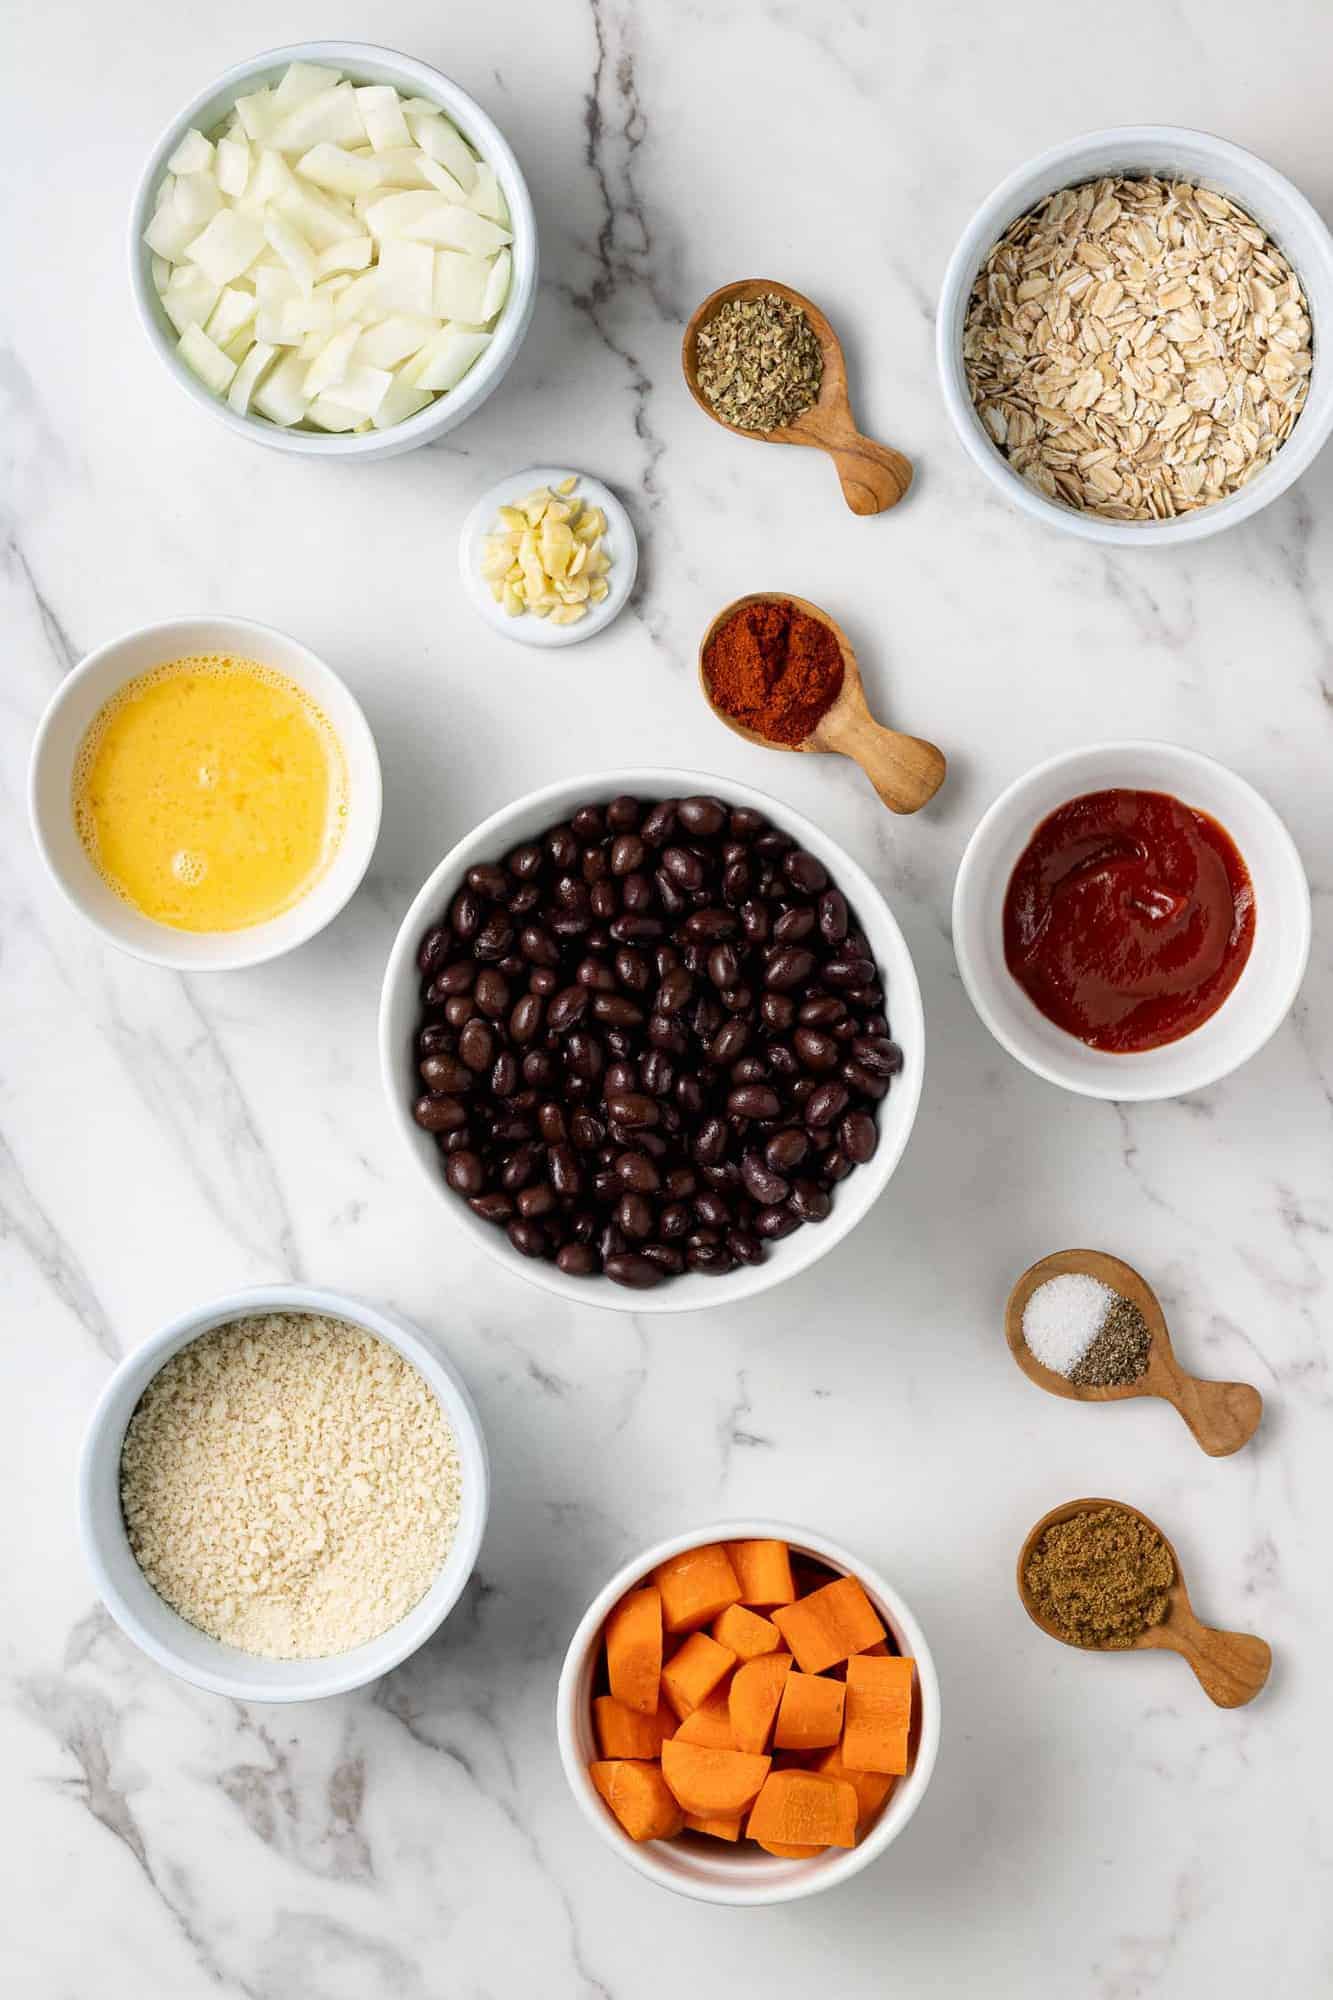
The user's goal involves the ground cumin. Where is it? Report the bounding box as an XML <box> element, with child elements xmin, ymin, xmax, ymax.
<box><xmin>1025</xmin><ymin>1504</ymin><xmax>1173</xmax><ymax>1650</ymax></box>
<box><xmin>702</xmin><ymin>598</ymin><xmax>844</xmax><ymax>746</ymax></box>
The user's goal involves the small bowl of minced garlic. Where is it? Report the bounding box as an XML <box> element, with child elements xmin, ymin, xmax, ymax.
<box><xmin>79</xmin><ymin>1284</ymin><xmax>489</xmax><ymax>1700</ymax></box>
<box><xmin>458</xmin><ymin>466</ymin><xmax>638</xmax><ymax>646</ymax></box>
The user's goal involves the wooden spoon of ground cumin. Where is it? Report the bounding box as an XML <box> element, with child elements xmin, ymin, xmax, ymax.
<box><xmin>698</xmin><ymin>592</ymin><xmax>945</xmax><ymax>815</ymax></box>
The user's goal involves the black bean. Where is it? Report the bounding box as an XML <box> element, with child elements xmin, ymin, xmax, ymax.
<box><xmin>615</xmin><ymin>1151</ymin><xmax>661</xmax><ymax>1192</ymax></box>
<box><xmin>773</xmin><ymin>905</ymin><xmax>816</xmax><ymax>944</ymax></box>
<box><xmin>413</xmin><ymin>1093</ymin><xmax>466</xmax><ymax>1133</ymax></box>
<box><xmin>420</xmin><ymin>1055</ymin><xmax>472</xmax><ymax>1094</ymax></box>
<box><xmin>459</xmin><ymin>1018</ymin><xmax>494</xmax><ymax>1072</ymax></box>
<box><xmin>765</xmin><ymin>947</ymin><xmax>816</xmax><ymax>991</ymax></box>
<box><xmin>450</xmin><ymin>888</ymin><xmax>482</xmax><ymax>938</ymax></box>
<box><xmin>469</xmin><ymin>1191</ymin><xmax>514</xmax><ymax>1223</ymax></box>
<box><xmin>741</xmin><ymin>1151</ymin><xmax>790</xmax><ymax>1205</ymax></box>
<box><xmin>790</xmin><ymin>1179</ymin><xmax>832</xmax><ymax>1221</ymax></box>
<box><xmin>805</xmin><ymin>1081</ymin><xmax>850</xmax><ymax>1128</ymax></box>
<box><xmin>475</xmin><ymin>914</ymin><xmax>514</xmax><ymax>961</ymax></box>
<box><xmin>606</xmin><ymin>1091</ymin><xmax>659</xmax><ymax>1129</ymax></box>
<box><xmin>571</xmin><ymin>805</ymin><xmax>604</xmax><ymax>843</ymax></box>
<box><xmin>474</xmin><ymin>969</ymin><xmax>510</xmax><ymax>1017</ymax></box>
<box><xmin>507</xmin><ymin>842</ymin><xmax>543</xmax><ymax>879</ymax></box>
<box><xmin>678</xmin><ymin>796</ymin><xmax>726</xmax><ymax>836</ymax></box>
<box><xmin>510</xmin><ymin>994</ymin><xmax>544</xmax><ymax>1044</ymax></box>
<box><xmin>793</xmin><ymin>1027</ymin><xmax>840</xmax><ymax>1073</ymax></box>
<box><xmin>417</xmin><ymin>926</ymin><xmax>451</xmax><ymax>976</ymax></box>
<box><xmin>556</xmin><ymin>1242</ymin><xmax>598</xmax><ymax>1275</ymax></box>
<box><xmin>467</xmin><ymin>862</ymin><xmax>508</xmax><ymax>899</ymax></box>
<box><xmin>547</xmin><ymin>825</ymin><xmax>579</xmax><ymax>870</ymax></box>
<box><xmin>727</xmin><ymin>1085</ymin><xmax>781</xmax><ymax>1120</ymax></box>
<box><xmin>507</xmin><ymin>1218</ymin><xmax>548</xmax><ymax>1258</ymax></box>
<box><xmin>754</xmin><ymin>1204</ymin><xmax>802</xmax><ymax>1240</ymax></box>
<box><xmin>446</xmin><ymin>1151</ymin><xmax>485</xmax><ymax>1195</ymax></box>
<box><xmin>783</xmin><ymin>848</ymin><xmax>828</xmax><ymax>894</ymax></box>
<box><xmin>604</xmin><ymin>1251</ymin><xmax>664</xmax><ymax>1289</ymax></box>
<box><xmin>617</xmin><ymin>1192</ymin><xmax>655</xmax><ymax>1239</ymax></box>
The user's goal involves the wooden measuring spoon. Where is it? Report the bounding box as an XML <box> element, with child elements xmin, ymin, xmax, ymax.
<box><xmin>1018</xmin><ymin>1497</ymin><xmax>1272</xmax><ymax>1708</ymax></box>
<box><xmin>1006</xmin><ymin>1249</ymin><xmax>1262</xmax><ymax>1458</ymax></box>
<box><xmin>699</xmin><ymin>592</ymin><xmax>945</xmax><ymax>815</ymax></box>
<box><xmin>682</xmin><ymin>279</ymin><xmax>913</xmax><ymax>516</ymax></box>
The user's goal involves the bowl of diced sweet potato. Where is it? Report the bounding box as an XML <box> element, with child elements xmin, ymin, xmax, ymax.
<box><xmin>556</xmin><ymin>1521</ymin><xmax>940</xmax><ymax>1904</ymax></box>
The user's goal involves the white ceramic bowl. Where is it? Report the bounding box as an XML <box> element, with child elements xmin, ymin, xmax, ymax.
<box><xmin>79</xmin><ymin>1283</ymin><xmax>489</xmax><ymax>1701</ymax></box>
<box><xmin>556</xmin><ymin>1520</ymin><xmax>941</xmax><ymax>1905</ymax></box>
<box><xmin>952</xmin><ymin>740</ymin><xmax>1311</xmax><ymax>1101</ymax></box>
<box><xmin>129</xmin><ymin>41</ymin><xmax>538</xmax><ymax>458</ymax></box>
<box><xmin>457</xmin><ymin>466</ymin><xmax>639</xmax><ymax>649</ymax></box>
<box><xmin>379</xmin><ymin>768</ymin><xmax>925</xmax><ymax>1314</ymax></box>
<box><xmin>29</xmin><ymin>615</ymin><xmax>382</xmax><ymax>971</ymax></box>
<box><xmin>937</xmin><ymin>126</ymin><xmax>1333</xmax><ymax>543</ymax></box>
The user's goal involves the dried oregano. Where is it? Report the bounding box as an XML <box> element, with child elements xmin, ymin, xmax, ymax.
<box><xmin>695</xmin><ymin>292</ymin><xmax>823</xmax><ymax>432</ymax></box>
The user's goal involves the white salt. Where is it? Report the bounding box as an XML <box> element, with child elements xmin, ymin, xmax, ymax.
<box><xmin>1021</xmin><ymin>1272</ymin><xmax>1114</xmax><ymax>1376</ymax></box>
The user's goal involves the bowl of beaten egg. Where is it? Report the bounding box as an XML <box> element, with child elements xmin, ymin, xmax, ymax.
<box><xmin>29</xmin><ymin>616</ymin><xmax>382</xmax><ymax>969</ymax></box>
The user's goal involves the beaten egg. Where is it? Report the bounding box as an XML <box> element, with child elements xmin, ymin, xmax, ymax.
<box><xmin>73</xmin><ymin>655</ymin><xmax>346</xmax><ymax>932</ymax></box>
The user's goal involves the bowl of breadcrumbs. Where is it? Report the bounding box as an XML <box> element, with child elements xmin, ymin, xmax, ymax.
<box><xmin>937</xmin><ymin>126</ymin><xmax>1333</xmax><ymax>543</ymax></box>
<box><xmin>79</xmin><ymin>1285</ymin><xmax>488</xmax><ymax>1700</ymax></box>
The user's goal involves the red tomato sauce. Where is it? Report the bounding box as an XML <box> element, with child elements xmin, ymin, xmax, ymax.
<box><xmin>1003</xmin><ymin>788</ymin><xmax>1255</xmax><ymax>1054</ymax></box>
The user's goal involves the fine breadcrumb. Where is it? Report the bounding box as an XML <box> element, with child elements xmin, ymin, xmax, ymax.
<box><xmin>120</xmin><ymin>1312</ymin><xmax>461</xmax><ymax>1660</ymax></box>
<box><xmin>963</xmin><ymin>176</ymin><xmax>1312</xmax><ymax>520</ymax></box>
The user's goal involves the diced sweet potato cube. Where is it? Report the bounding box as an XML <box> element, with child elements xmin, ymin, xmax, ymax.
<box><xmin>674</xmin><ymin>1688</ymin><xmax>734</xmax><ymax>1749</ymax></box>
<box><xmin>729</xmin><ymin>1651</ymin><xmax>791</xmax><ymax>1754</ymax></box>
<box><xmin>712</xmin><ymin>1603</ymin><xmax>783</xmax><ymax>1662</ymax></box>
<box><xmin>753</xmin><ymin>1836</ymin><xmax>825</xmax><ymax>1857</ymax></box>
<box><xmin>592</xmin><ymin>1694</ymin><xmax>673</xmax><ymax>1761</ymax></box>
<box><xmin>771</xmin><ymin>1574</ymin><xmax>886</xmax><ymax>1673</ymax></box>
<box><xmin>605</xmin><ymin>1585</ymin><xmax>662</xmax><ymax>1715</ymax></box>
<box><xmin>590</xmin><ymin>1759</ymin><xmax>684</xmax><ymax>1842</ymax></box>
<box><xmin>747</xmin><ymin>1770</ymin><xmax>858</xmax><ymax>1850</ymax></box>
<box><xmin>841</xmin><ymin>1654</ymin><xmax>913</xmax><ymax>1775</ymax></box>
<box><xmin>661</xmin><ymin>1738</ymin><xmax>771</xmax><ymax>1816</ymax></box>
<box><xmin>685</xmin><ymin>1810</ymin><xmax>744</xmax><ymax>1841</ymax></box>
<box><xmin>816</xmin><ymin>1746</ymin><xmax>897</xmax><ymax>1834</ymax></box>
<box><xmin>773</xmin><ymin>1670</ymin><xmax>846</xmax><ymax>1751</ymax></box>
<box><xmin>660</xmin><ymin>1631</ymin><xmax>735</xmax><ymax>1720</ymax></box>
<box><xmin>725</xmin><ymin>1539</ymin><xmax>796</xmax><ymax>1606</ymax></box>
<box><xmin>654</xmin><ymin>1544</ymin><xmax>742</xmax><ymax>1632</ymax></box>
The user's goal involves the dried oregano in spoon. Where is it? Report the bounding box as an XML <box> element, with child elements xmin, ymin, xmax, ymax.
<box><xmin>695</xmin><ymin>292</ymin><xmax>823</xmax><ymax>432</ymax></box>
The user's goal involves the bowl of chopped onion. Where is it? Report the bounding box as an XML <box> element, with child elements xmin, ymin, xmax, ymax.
<box><xmin>130</xmin><ymin>42</ymin><xmax>538</xmax><ymax>456</ymax></box>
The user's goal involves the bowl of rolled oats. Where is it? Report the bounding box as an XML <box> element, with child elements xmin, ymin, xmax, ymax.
<box><xmin>937</xmin><ymin>127</ymin><xmax>1333</xmax><ymax>542</ymax></box>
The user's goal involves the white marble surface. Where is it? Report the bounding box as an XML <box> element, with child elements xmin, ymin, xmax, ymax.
<box><xmin>3</xmin><ymin>2</ymin><xmax>1332</xmax><ymax>1993</ymax></box>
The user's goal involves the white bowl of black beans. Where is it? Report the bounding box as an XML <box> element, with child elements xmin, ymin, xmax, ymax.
<box><xmin>379</xmin><ymin>771</ymin><xmax>924</xmax><ymax>1313</ymax></box>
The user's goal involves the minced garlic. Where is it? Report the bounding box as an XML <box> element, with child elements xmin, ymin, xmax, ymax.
<box><xmin>479</xmin><ymin>474</ymin><xmax>612</xmax><ymax>624</ymax></box>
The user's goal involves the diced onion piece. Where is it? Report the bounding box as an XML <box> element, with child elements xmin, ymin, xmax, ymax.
<box><xmin>271</xmin><ymin>180</ymin><xmax>359</xmax><ymax>252</ymax></box>
<box><xmin>403</xmin><ymin>107</ymin><xmax>477</xmax><ymax>191</ymax></box>
<box><xmin>168</xmin><ymin>128</ymin><xmax>214</xmax><ymax>176</ymax></box>
<box><xmin>297</xmin><ymin>142</ymin><xmax>384</xmax><ymax>197</ymax></box>
<box><xmin>303</xmin><ymin>322</ymin><xmax>361</xmax><ymax>397</ymax></box>
<box><xmin>375</xmin><ymin>239</ymin><xmax>434</xmax><ymax>315</ymax></box>
<box><xmin>355</xmin><ymin>314</ymin><xmax>438</xmax><ymax>368</ymax></box>
<box><xmin>355</xmin><ymin>84</ymin><xmax>411</xmax><ymax>152</ymax></box>
<box><xmin>205</xmin><ymin>284</ymin><xmax>258</xmax><ymax>348</ymax></box>
<box><xmin>216</xmin><ymin>135</ymin><xmax>251</xmax><ymax>198</ymax></box>
<box><xmin>417</xmin><ymin>156</ymin><xmax>469</xmax><ymax>201</ymax></box>
<box><xmin>373</xmin><ymin>147</ymin><xmax>435</xmax><ymax>189</ymax></box>
<box><xmin>326</xmin><ymin>363</ymin><xmax>393</xmax><ymax>415</ymax></box>
<box><xmin>144</xmin><ymin>206</ymin><xmax>200</xmax><ymax>260</ymax></box>
<box><xmin>162</xmin><ymin>266</ymin><xmax>219</xmax><ymax>335</ymax></box>
<box><xmin>372</xmin><ymin>374</ymin><xmax>433</xmax><ymax>429</ymax></box>
<box><xmin>229</xmin><ymin>340</ymin><xmax>277</xmax><ymax>412</ymax></box>
<box><xmin>271</xmin><ymin>82</ymin><xmax>365</xmax><ymax>155</ymax></box>
<box><xmin>234</xmin><ymin>89</ymin><xmax>276</xmax><ymax>143</ymax></box>
<box><xmin>306</xmin><ymin>395</ymin><xmax>363</xmax><ymax>431</ymax></box>
<box><xmin>468</xmin><ymin>163</ymin><xmax>509</xmax><ymax>227</ymax></box>
<box><xmin>225</xmin><ymin>325</ymin><xmax>256</xmax><ymax>365</ymax></box>
<box><xmin>315</xmin><ymin>235</ymin><xmax>374</xmax><ymax>277</ymax></box>
<box><xmin>178</xmin><ymin>323</ymin><xmax>237</xmax><ymax>395</ymax></box>
<box><xmin>431</xmin><ymin>250</ymin><xmax>491</xmax><ymax>323</ymax></box>
<box><xmin>173</xmin><ymin>171</ymin><xmax>222</xmax><ymax>230</ymax></box>
<box><xmin>151</xmin><ymin>254</ymin><xmax>171</xmax><ymax>294</ymax></box>
<box><xmin>363</xmin><ymin>191</ymin><xmax>442</xmax><ymax>241</ymax></box>
<box><xmin>256</xmin><ymin>267</ymin><xmax>300</xmax><ymax>311</ymax></box>
<box><xmin>332</xmin><ymin>269</ymin><xmax>384</xmax><ymax>324</ymax></box>
<box><xmin>273</xmin><ymin>61</ymin><xmax>342</xmax><ymax>111</ymax></box>
<box><xmin>481</xmin><ymin>247</ymin><xmax>511</xmax><ymax>323</ymax></box>
<box><xmin>315</xmin><ymin>273</ymin><xmax>354</xmax><ymax>300</ymax></box>
<box><xmin>186</xmin><ymin>209</ymin><xmax>267</xmax><ymax>285</ymax></box>
<box><xmin>264</xmin><ymin>211</ymin><xmax>318</xmax><ymax>293</ymax></box>
<box><xmin>410</xmin><ymin>326</ymin><xmax>491</xmax><ymax>393</ymax></box>
<box><xmin>252</xmin><ymin>351</ymin><xmax>310</xmax><ymax>425</ymax></box>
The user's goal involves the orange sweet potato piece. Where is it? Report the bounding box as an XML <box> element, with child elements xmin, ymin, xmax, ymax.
<box><xmin>773</xmin><ymin>1670</ymin><xmax>846</xmax><ymax>1752</ymax></box>
<box><xmin>729</xmin><ymin>1651</ymin><xmax>791</xmax><ymax>1754</ymax></box>
<box><xmin>771</xmin><ymin>1574</ymin><xmax>886</xmax><ymax>1674</ymax></box>
<box><xmin>674</xmin><ymin>1688</ymin><xmax>734</xmax><ymax>1749</ymax></box>
<box><xmin>654</xmin><ymin>1544</ymin><xmax>742</xmax><ymax>1633</ymax></box>
<box><xmin>747</xmin><ymin>1770</ymin><xmax>858</xmax><ymax>1850</ymax></box>
<box><xmin>754</xmin><ymin>1837</ymin><xmax>824</xmax><ymax>1857</ymax></box>
<box><xmin>593</xmin><ymin>1695</ymin><xmax>673</xmax><ymax>1761</ymax></box>
<box><xmin>660</xmin><ymin>1631</ymin><xmax>736</xmax><ymax>1720</ymax></box>
<box><xmin>660</xmin><ymin>1738</ymin><xmax>771</xmax><ymax>1816</ymax></box>
<box><xmin>685</xmin><ymin>1811</ymin><xmax>743</xmax><ymax>1841</ymax></box>
<box><xmin>842</xmin><ymin>1654</ymin><xmax>914</xmax><ymax>1775</ymax></box>
<box><xmin>711</xmin><ymin>1603</ymin><xmax>783</xmax><ymax>1662</ymax></box>
<box><xmin>590</xmin><ymin>1760</ymin><xmax>685</xmax><ymax>1842</ymax></box>
<box><xmin>816</xmin><ymin>1746</ymin><xmax>897</xmax><ymax>1833</ymax></box>
<box><xmin>725</xmin><ymin>1539</ymin><xmax>796</xmax><ymax>1607</ymax></box>
<box><xmin>605</xmin><ymin>1585</ymin><xmax>663</xmax><ymax>1716</ymax></box>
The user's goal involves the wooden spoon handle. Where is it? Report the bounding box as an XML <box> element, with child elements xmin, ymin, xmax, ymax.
<box><xmin>833</xmin><ymin>711</ymin><xmax>946</xmax><ymax>814</ymax></box>
<box><xmin>1147</xmin><ymin>1614</ymin><xmax>1272</xmax><ymax>1708</ymax></box>
<box><xmin>828</xmin><ymin>432</ymin><xmax>914</xmax><ymax>516</ymax></box>
<box><xmin>1163</xmin><ymin>1369</ymin><xmax>1263</xmax><ymax>1457</ymax></box>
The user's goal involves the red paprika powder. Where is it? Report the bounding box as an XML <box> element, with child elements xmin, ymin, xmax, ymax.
<box><xmin>702</xmin><ymin>599</ymin><xmax>844</xmax><ymax>746</ymax></box>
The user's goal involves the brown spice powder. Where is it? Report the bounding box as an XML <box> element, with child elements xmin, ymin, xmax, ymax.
<box><xmin>1025</xmin><ymin>1504</ymin><xmax>1173</xmax><ymax>1650</ymax></box>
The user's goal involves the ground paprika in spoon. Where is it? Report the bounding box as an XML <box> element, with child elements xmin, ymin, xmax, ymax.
<box><xmin>702</xmin><ymin>598</ymin><xmax>844</xmax><ymax>745</ymax></box>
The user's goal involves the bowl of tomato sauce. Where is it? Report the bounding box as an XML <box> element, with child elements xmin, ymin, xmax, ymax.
<box><xmin>952</xmin><ymin>742</ymin><xmax>1310</xmax><ymax>1100</ymax></box>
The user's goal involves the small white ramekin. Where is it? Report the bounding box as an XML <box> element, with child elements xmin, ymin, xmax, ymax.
<box><xmin>456</xmin><ymin>466</ymin><xmax>639</xmax><ymax>649</ymax></box>
<box><xmin>79</xmin><ymin>1284</ymin><xmax>489</xmax><ymax>1702</ymax></box>
<box><xmin>555</xmin><ymin>1520</ymin><xmax>941</xmax><ymax>1905</ymax></box>
<box><xmin>129</xmin><ymin>41</ymin><xmax>538</xmax><ymax>459</ymax></box>
<box><xmin>29</xmin><ymin>615</ymin><xmax>382</xmax><ymax>971</ymax></box>
<box><xmin>937</xmin><ymin>126</ymin><xmax>1333</xmax><ymax>543</ymax></box>
<box><xmin>952</xmin><ymin>740</ymin><xmax>1311</xmax><ymax>1101</ymax></box>
<box><xmin>378</xmin><ymin>768</ymin><xmax>925</xmax><ymax>1315</ymax></box>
